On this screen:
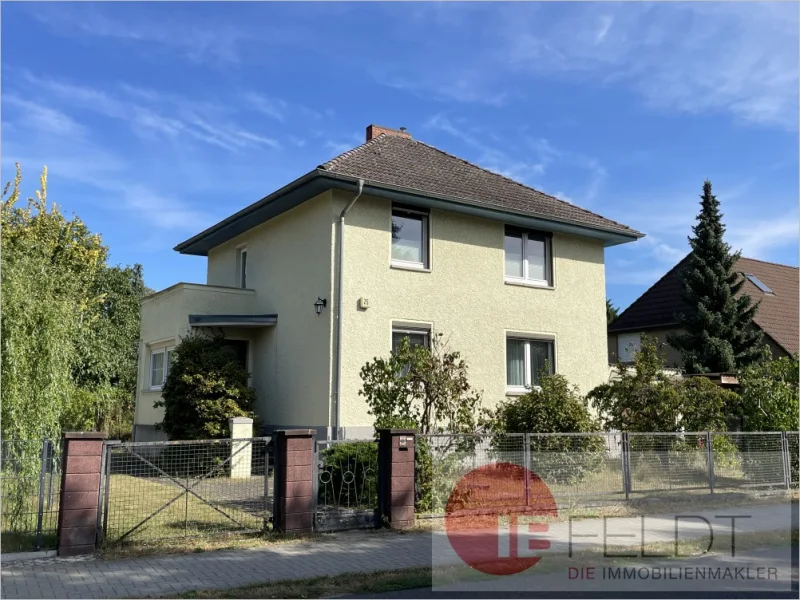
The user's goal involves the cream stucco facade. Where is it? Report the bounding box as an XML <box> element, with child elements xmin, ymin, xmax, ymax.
<box><xmin>135</xmin><ymin>189</ymin><xmax>614</xmax><ymax>440</ymax></box>
<box><xmin>334</xmin><ymin>191</ymin><xmax>608</xmax><ymax>427</ymax></box>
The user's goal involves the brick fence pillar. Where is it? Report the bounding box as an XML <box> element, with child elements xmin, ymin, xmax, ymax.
<box><xmin>57</xmin><ymin>432</ymin><xmax>105</xmax><ymax>556</ymax></box>
<box><xmin>378</xmin><ymin>429</ymin><xmax>416</xmax><ymax>529</ymax></box>
<box><xmin>273</xmin><ymin>429</ymin><xmax>315</xmax><ymax>535</ymax></box>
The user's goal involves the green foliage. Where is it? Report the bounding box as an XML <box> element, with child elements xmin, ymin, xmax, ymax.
<box><xmin>359</xmin><ymin>333</ymin><xmax>482</xmax><ymax>435</ymax></box>
<box><xmin>481</xmin><ymin>372</ymin><xmax>605</xmax><ymax>484</ymax></box>
<box><xmin>589</xmin><ymin>335</ymin><xmax>735</xmax><ymax>432</ymax></box>
<box><xmin>606</xmin><ymin>299</ymin><xmax>619</xmax><ymax>324</ymax></box>
<box><xmin>156</xmin><ymin>333</ymin><xmax>256</xmax><ymax>440</ymax></box>
<box><xmin>736</xmin><ymin>355</ymin><xmax>799</xmax><ymax>431</ymax></box>
<box><xmin>667</xmin><ymin>180</ymin><xmax>764</xmax><ymax>373</ymax></box>
<box><xmin>2</xmin><ymin>164</ymin><xmax>144</xmax><ymax>443</ymax></box>
<box><xmin>482</xmin><ymin>371</ymin><xmax>601</xmax><ymax>435</ymax></box>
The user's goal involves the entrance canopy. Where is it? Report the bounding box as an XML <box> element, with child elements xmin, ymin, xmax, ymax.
<box><xmin>188</xmin><ymin>314</ymin><xmax>278</xmax><ymax>328</ymax></box>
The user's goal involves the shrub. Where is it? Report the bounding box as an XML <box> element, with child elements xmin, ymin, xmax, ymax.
<box><xmin>589</xmin><ymin>335</ymin><xmax>735</xmax><ymax>432</ymax></box>
<box><xmin>737</xmin><ymin>355</ymin><xmax>799</xmax><ymax>431</ymax></box>
<box><xmin>481</xmin><ymin>372</ymin><xmax>605</xmax><ymax>484</ymax></box>
<box><xmin>359</xmin><ymin>333</ymin><xmax>481</xmax><ymax>435</ymax></box>
<box><xmin>155</xmin><ymin>333</ymin><xmax>256</xmax><ymax>440</ymax></box>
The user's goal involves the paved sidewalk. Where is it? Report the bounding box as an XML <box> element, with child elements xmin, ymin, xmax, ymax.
<box><xmin>1</xmin><ymin>531</ymin><xmax>430</xmax><ymax>599</ymax></box>
<box><xmin>1</xmin><ymin>503</ymin><xmax>793</xmax><ymax>599</ymax></box>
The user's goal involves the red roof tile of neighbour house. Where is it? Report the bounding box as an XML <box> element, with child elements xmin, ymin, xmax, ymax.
<box><xmin>609</xmin><ymin>255</ymin><xmax>799</xmax><ymax>356</ymax></box>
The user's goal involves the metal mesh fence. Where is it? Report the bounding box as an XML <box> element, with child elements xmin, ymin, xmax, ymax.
<box><xmin>0</xmin><ymin>439</ymin><xmax>61</xmax><ymax>552</ymax></box>
<box><xmin>102</xmin><ymin>437</ymin><xmax>272</xmax><ymax>546</ymax></box>
<box><xmin>315</xmin><ymin>439</ymin><xmax>378</xmax><ymax>531</ymax></box>
<box><xmin>416</xmin><ymin>431</ymin><xmax>796</xmax><ymax>516</ymax></box>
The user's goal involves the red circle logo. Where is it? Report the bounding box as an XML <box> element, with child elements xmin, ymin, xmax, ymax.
<box><xmin>444</xmin><ymin>462</ymin><xmax>558</xmax><ymax>576</ymax></box>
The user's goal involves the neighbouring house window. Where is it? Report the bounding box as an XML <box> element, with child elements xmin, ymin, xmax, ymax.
<box><xmin>392</xmin><ymin>327</ymin><xmax>430</xmax><ymax>354</ymax></box>
<box><xmin>506</xmin><ymin>337</ymin><xmax>554</xmax><ymax>391</ymax></box>
<box><xmin>149</xmin><ymin>345</ymin><xmax>175</xmax><ymax>390</ymax></box>
<box><xmin>504</xmin><ymin>227</ymin><xmax>552</xmax><ymax>286</ymax></box>
<box><xmin>391</xmin><ymin>206</ymin><xmax>429</xmax><ymax>269</ymax></box>
<box><xmin>236</xmin><ymin>246</ymin><xmax>248</xmax><ymax>288</ymax></box>
<box><xmin>617</xmin><ymin>333</ymin><xmax>641</xmax><ymax>363</ymax></box>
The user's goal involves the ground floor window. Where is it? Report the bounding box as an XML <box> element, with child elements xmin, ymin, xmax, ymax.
<box><xmin>391</xmin><ymin>326</ymin><xmax>430</xmax><ymax>354</ymax></box>
<box><xmin>506</xmin><ymin>337</ymin><xmax>554</xmax><ymax>392</ymax></box>
<box><xmin>149</xmin><ymin>345</ymin><xmax>175</xmax><ymax>390</ymax></box>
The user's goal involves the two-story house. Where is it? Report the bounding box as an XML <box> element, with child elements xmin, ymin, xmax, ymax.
<box><xmin>134</xmin><ymin>125</ymin><xmax>643</xmax><ymax>441</ymax></box>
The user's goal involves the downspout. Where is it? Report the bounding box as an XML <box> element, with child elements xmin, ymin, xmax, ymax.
<box><xmin>333</xmin><ymin>179</ymin><xmax>364</xmax><ymax>439</ymax></box>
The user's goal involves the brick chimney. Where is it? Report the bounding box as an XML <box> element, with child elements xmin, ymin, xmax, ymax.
<box><xmin>366</xmin><ymin>124</ymin><xmax>411</xmax><ymax>142</ymax></box>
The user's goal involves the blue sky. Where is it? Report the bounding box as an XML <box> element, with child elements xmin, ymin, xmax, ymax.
<box><xmin>2</xmin><ymin>2</ymin><xmax>798</xmax><ymax>310</ymax></box>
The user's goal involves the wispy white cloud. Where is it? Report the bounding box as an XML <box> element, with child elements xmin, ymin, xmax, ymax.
<box><xmin>499</xmin><ymin>3</ymin><xmax>798</xmax><ymax>128</ymax></box>
<box><xmin>374</xmin><ymin>71</ymin><xmax>508</xmax><ymax>107</ymax></box>
<box><xmin>728</xmin><ymin>212</ymin><xmax>799</xmax><ymax>257</ymax></box>
<box><xmin>2</xmin><ymin>96</ymin><xmax>85</xmax><ymax>136</ymax></box>
<box><xmin>14</xmin><ymin>72</ymin><xmax>281</xmax><ymax>153</ymax></box>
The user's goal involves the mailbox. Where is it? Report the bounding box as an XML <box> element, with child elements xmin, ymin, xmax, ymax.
<box><xmin>398</xmin><ymin>436</ymin><xmax>409</xmax><ymax>449</ymax></box>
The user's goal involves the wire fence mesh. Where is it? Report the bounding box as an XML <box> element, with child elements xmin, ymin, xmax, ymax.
<box><xmin>0</xmin><ymin>439</ymin><xmax>61</xmax><ymax>552</ymax></box>
<box><xmin>416</xmin><ymin>431</ymin><xmax>797</xmax><ymax>516</ymax></box>
<box><xmin>314</xmin><ymin>439</ymin><xmax>379</xmax><ymax>531</ymax></box>
<box><xmin>102</xmin><ymin>437</ymin><xmax>272</xmax><ymax>546</ymax></box>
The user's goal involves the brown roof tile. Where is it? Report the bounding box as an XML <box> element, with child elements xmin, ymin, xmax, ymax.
<box><xmin>320</xmin><ymin>133</ymin><xmax>641</xmax><ymax>237</ymax></box>
<box><xmin>609</xmin><ymin>255</ymin><xmax>799</xmax><ymax>355</ymax></box>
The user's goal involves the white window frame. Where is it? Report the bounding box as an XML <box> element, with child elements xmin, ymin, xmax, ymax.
<box><xmin>504</xmin><ymin>228</ymin><xmax>552</xmax><ymax>288</ymax></box>
<box><xmin>149</xmin><ymin>344</ymin><xmax>175</xmax><ymax>391</ymax></box>
<box><xmin>390</xmin><ymin>206</ymin><xmax>430</xmax><ymax>270</ymax></box>
<box><xmin>236</xmin><ymin>245</ymin><xmax>248</xmax><ymax>289</ymax></box>
<box><xmin>391</xmin><ymin>326</ymin><xmax>431</xmax><ymax>353</ymax></box>
<box><xmin>505</xmin><ymin>336</ymin><xmax>555</xmax><ymax>395</ymax></box>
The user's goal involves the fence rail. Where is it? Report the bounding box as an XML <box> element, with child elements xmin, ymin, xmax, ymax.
<box><xmin>415</xmin><ymin>431</ymin><xmax>799</xmax><ymax>516</ymax></box>
<box><xmin>101</xmin><ymin>437</ymin><xmax>273</xmax><ymax>546</ymax></box>
<box><xmin>0</xmin><ymin>438</ymin><xmax>62</xmax><ymax>552</ymax></box>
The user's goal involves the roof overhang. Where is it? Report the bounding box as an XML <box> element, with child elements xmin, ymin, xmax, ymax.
<box><xmin>189</xmin><ymin>314</ymin><xmax>278</xmax><ymax>328</ymax></box>
<box><xmin>175</xmin><ymin>171</ymin><xmax>643</xmax><ymax>256</ymax></box>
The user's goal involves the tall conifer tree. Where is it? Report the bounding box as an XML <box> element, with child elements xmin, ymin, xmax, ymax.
<box><xmin>667</xmin><ymin>180</ymin><xmax>763</xmax><ymax>373</ymax></box>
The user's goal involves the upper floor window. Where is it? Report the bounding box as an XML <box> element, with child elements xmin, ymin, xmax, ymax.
<box><xmin>504</xmin><ymin>227</ymin><xmax>552</xmax><ymax>286</ymax></box>
<box><xmin>391</xmin><ymin>206</ymin><xmax>429</xmax><ymax>269</ymax></box>
<box><xmin>506</xmin><ymin>337</ymin><xmax>554</xmax><ymax>393</ymax></box>
<box><xmin>149</xmin><ymin>345</ymin><xmax>175</xmax><ymax>390</ymax></box>
<box><xmin>236</xmin><ymin>246</ymin><xmax>248</xmax><ymax>288</ymax></box>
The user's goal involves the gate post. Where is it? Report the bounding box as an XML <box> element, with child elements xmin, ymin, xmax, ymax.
<box><xmin>378</xmin><ymin>429</ymin><xmax>416</xmax><ymax>529</ymax></box>
<box><xmin>273</xmin><ymin>429</ymin><xmax>315</xmax><ymax>535</ymax></box>
<box><xmin>229</xmin><ymin>417</ymin><xmax>254</xmax><ymax>478</ymax></box>
<box><xmin>57</xmin><ymin>432</ymin><xmax>105</xmax><ymax>556</ymax></box>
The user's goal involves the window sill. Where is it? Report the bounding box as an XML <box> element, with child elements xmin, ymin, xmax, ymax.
<box><xmin>506</xmin><ymin>386</ymin><xmax>542</xmax><ymax>397</ymax></box>
<box><xmin>504</xmin><ymin>278</ymin><xmax>554</xmax><ymax>290</ymax></box>
<box><xmin>146</xmin><ymin>386</ymin><xmax>163</xmax><ymax>393</ymax></box>
<box><xmin>391</xmin><ymin>262</ymin><xmax>431</xmax><ymax>273</ymax></box>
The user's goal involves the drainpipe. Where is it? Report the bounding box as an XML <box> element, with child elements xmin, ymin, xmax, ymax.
<box><xmin>333</xmin><ymin>179</ymin><xmax>364</xmax><ymax>440</ymax></box>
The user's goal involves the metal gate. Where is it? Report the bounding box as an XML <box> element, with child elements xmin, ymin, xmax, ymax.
<box><xmin>314</xmin><ymin>439</ymin><xmax>379</xmax><ymax>532</ymax></box>
<box><xmin>100</xmin><ymin>437</ymin><xmax>272</xmax><ymax>546</ymax></box>
<box><xmin>0</xmin><ymin>438</ymin><xmax>61</xmax><ymax>552</ymax></box>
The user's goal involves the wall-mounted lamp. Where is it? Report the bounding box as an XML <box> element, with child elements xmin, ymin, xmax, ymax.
<box><xmin>314</xmin><ymin>297</ymin><xmax>327</xmax><ymax>316</ymax></box>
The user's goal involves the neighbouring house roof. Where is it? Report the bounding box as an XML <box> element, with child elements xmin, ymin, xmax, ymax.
<box><xmin>608</xmin><ymin>255</ymin><xmax>799</xmax><ymax>356</ymax></box>
<box><xmin>175</xmin><ymin>129</ymin><xmax>643</xmax><ymax>256</ymax></box>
